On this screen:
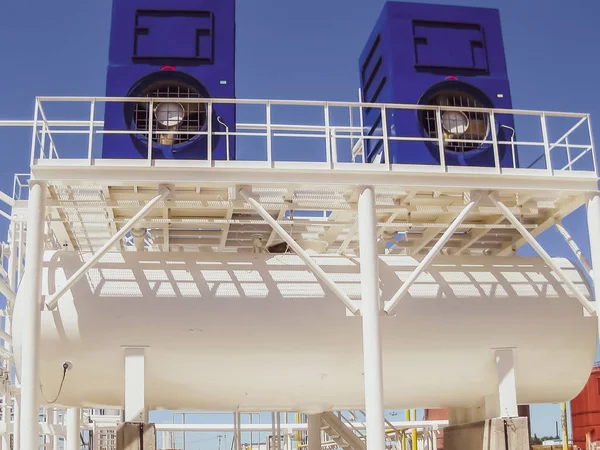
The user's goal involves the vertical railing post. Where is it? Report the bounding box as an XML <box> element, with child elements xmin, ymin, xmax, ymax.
<box><xmin>29</xmin><ymin>99</ymin><xmax>39</xmax><ymax>167</ymax></box>
<box><xmin>147</xmin><ymin>99</ymin><xmax>154</xmax><ymax>166</ymax></box>
<box><xmin>88</xmin><ymin>99</ymin><xmax>96</xmax><ymax>165</ymax></box>
<box><xmin>207</xmin><ymin>101</ymin><xmax>213</xmax><ymax>164</ymax></box>
<box><xmin>266</xmin><ymin>102</ymin><xmax>273</xmax><ymax>167</ymax></box>
<box><xmin>381</xmin><ymin>106</ymin><xmax>391</xmax><ymax>170</ymax></box>
<box><xmin>324</xmin><ymin>103</ymin><xmax>332</xmax><ymax>166</ymax></box>
<box><xmin>41</xmin><ymin>124</ymin><xmax>47</xmax><ymax>160</ymax></box>
<box><xmin>566</xmin><ymin>136</ymin><xmax>572</xmax><ymax>171</ymax></box>
<box><xmin>540</xmin><ymin>112</ymin><xmax>553</xmax><ymax>174</ymax></box>
<box><xmin>435</xmin><ymin>107</ymin><xmax>447</xmax><ymax>171</ymax></box>
<box><xmin>588</xmin><ymin>115</ymin><xmax>598</xmax><ymax>176</ymax></box>
<box><xmin>489</xmin><ymin>111</ymin><xmax>502</xmax><ymax>173</ymax></box>
<box><xmin>359</xmin><ymin>89</ymin><xmax>366</xmax><ymax>164</ymax></box>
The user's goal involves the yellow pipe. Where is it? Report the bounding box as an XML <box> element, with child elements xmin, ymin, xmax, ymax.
<box><xmin>411</xmin><ymin>410</ymin><xmax>417</xmax><ymax>450</ymax></box>
<box><xmin>561</xmin><ymin>403</ymin><xmax>569</xmax><ymax>450</ymax></box>
<box><xmin>402</xmin><ymin>410</ymin><xmax>410</xmax><ymax>450</ymax></box>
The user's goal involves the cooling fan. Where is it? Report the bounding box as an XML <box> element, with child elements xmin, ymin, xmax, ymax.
<box><xmin>131</xmin><ymin>79</ymin><xmax>208</xmax><ymax>151</ymax></box>
<box><xmin>422</xmin><ymin>89</ymin><xmax>490</xmax><ymax>153</ymax></box>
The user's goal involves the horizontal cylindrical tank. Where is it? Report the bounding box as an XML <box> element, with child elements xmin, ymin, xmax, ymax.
<box><xmin>571</xmin><ymin>364</ymin><xmax>600</xmax><ymax>448</ymax></box>
<box><xmin>13</xmin><ymin>252</ymin><xmax>597</xmax><ymax>412</ymax></box>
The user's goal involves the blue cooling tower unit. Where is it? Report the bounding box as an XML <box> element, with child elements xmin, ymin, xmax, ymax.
<box><xmin>359</xmin><ymin>2</ymin><xmax>516</xmax><ymax>167</ymax></box>
<box><xmin>102</xmin><ymin>0</ymin><xmax>235</xmax><ymax>160</ymax></box>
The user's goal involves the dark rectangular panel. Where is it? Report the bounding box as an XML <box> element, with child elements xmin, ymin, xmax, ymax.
<box><xmin>413</xmin><ymin>20</ymin><xmax>488</xmax><ymax>73</ymax></box>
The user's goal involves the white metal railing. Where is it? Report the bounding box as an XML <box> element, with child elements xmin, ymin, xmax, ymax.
<box><xmin>1</xmin><ymin>96</ymin><xmax>598</xmax><ymax>178</ymax></box>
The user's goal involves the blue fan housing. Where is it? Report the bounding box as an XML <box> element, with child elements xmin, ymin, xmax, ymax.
<box><xmin>102</xmin><ymin>0</ymin><xmax>235</xmax><ymax>160</ymax></box>
<box><xmin>359</xmin><ymin>2</ymin><xmax>517</xmax><ymax>167</ymax></box>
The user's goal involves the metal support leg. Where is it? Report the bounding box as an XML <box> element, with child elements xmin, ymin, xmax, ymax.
<box><xmin>587</xmin><ymin>194</ymin><xmax>600</xmax><ymax>306</ymax></box>
<box><xmin>46</xmin><ymin>187</ymin><xmax>171</xmax><ymax>310</ymax></box>
<box><xmin>19</xmin><ymin>180</ymin><xmax>47</xmax><ymax>450</ymax></box>
<box><xmin>13</xmin><ymin>395</ymin><xmax>20</xmax><ymax>450</ymax></box>
<box><xmin>358</xmin><ymin>186</ymin><xmax>386</xmax><ymax>450</ymax></box>
<box><xmin>307</xmin><ymin>414</ymin><xmax>321</xmax><ymax>450</ymax></box>
<box><xmin>66</xmin><ymin>408</ymin><xmax>81</xmax><ymax>450</ymax></box>
<box><xmin>496</xmin><ymin>349</ymin><xmax>518</xmax><ymax>418</ymax></box>
<box><xmin>48</xmin><ymin>408</ymin><xmax>59</xmax><ymax>450</ymax></box>
<box><xmin>487</xmin><ymin>349</ymin><xmax>518</xmax><ymax>418</ymax></box>
<box><xmin>124</xmin><ymin>348</ymin><xmax>147</xmax><ymax>423</ymax></box>
<box><xmin>490</xmin><ymin>193</ymin><xmax>596</xmax><ymax>315</ymax></box>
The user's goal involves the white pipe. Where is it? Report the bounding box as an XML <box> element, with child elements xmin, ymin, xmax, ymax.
<box><xmin>46</xmin><ymin>187</ymin><xmax>171</xmax><ymax>310</ymax></box>
<box><xmin>587</xmin><ymin>194</ymin><xmax>600</xmax><ymax>331</ymax></box>
<box><xmin>385</xmin><ymin>194</ymin><xmax>481</xmax><ymax>315</ymax></box>
<box><xmin>239</xmin><ymin>188</ymin><xmax>359</xmax><ymax>315</ymax></box>
<box><xmin>555</xmin><ymin>221</ymin><xmax>593</xmax><ymax>276</ymax></box>
<box><xmin>490</xmin><ymin>193</ymin><xmax>596</xmax><ymax>315</ymax></box>
<box><xmin>48</xmin><ymin>408</ymin><xmax>60</xmax><ymax>450</ymax></box>
<box><xmin>66</xmin><ymin>408</ymin><xmax>80</xmax><ymax>450</ymax></box>
<box><xmin>7</xmin><ymin>220</ymin><xmax>17</xmax><ymax>292</ymax></box>
<box><xmin>151</xmin><ymin>420</ymin><xmax>448</xmax><ymax>433</ymax></box>
<box><xmin>307</xmin><ymin>414</ymin><xmax>321</xmax><ymax>450</ymax></box>
<box><xmin>358</xmin><ymin>186</ymin><xmax>386</xmax><ymax>450</ymax></box>
<box><xmin>19</xmin><ymin>180</ymin><xmax>47</xmax><ymax>450</ymax></box>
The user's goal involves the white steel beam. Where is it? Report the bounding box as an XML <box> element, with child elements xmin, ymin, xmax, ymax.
<box><xmin>384</xmin><ymin>194</ymin><xmax>482</xmax><ymax>315</ymax></box>
<box><xmin>45</xmin><ymin>186</ymin><xmax>171</xmax><ymax>310</ymax></box>
<box><xmin>239</xmin><ymin>188</ymin><xmax>359</xmax><ymax>315</ymax></box>
<box><xmin>19</xmin><ymin>180</ymin><xmax>47</xmax><ymax>450</ymax></box>
<box><xmin>358</xmin><ymin>186</ymin><xmax>386</xmax><ymax>450</ymax></box>
<box><xmin>490</xmin><ymin>193</ymin><xmax>596</xmax><ymax>315</ymax></box>
<box><xmin>555</xmin><ymin>220</ymin><xmax>593</xmax><ymax>275</ymax></box>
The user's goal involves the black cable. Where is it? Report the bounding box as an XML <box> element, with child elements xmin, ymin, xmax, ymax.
<box><xmin>40</xmin><ymin>362</ymin><xmax>69</xmax><ymax>404</ymax></box>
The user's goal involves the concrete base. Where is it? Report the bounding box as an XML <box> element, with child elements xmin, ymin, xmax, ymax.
<box><xmin>117</xmin><ymin>423</ymin><xmax>156</xmax><ymax>450</ymax></box>
<box><xmin>444</xmin><ymin>417</ymin><xmax>529</xmax><ymax>450</ymax></box>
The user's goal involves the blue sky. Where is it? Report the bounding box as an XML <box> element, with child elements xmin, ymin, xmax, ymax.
<box><xmin>1</xmin><ymin>0</ymin><xmax>599</xmax><ymax>445</ymax></box>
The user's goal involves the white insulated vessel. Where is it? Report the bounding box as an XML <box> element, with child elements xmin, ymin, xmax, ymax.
<box><xmin>12</xmin><ymin>251</ymin><xmax>597</xmax><ymax>412</ymax></box>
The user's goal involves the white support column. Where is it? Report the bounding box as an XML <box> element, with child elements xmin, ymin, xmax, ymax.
<box><xmin>19</xmin><ymin>180</ymin><xmax>47</xmax><ymax>450</ymax></box>
<box><xmin>13</xmin><ymin>394</ymin><xmax>20</xmax><ymax>450</ymax></box>
<box><xmin>66</xmin><ymin>408</ymin><xmax>80</xmax><ymax>450</ymax></box>
<box><xmin>358</xmin><ymin>186</ymin><xmax>386</xmax><ymax>450</ymax></box>
<box><xmin>124</xmin><ymin>348</ymin><xmax>147</xmax><ymax>423</ymax></box>
<box><xmin>48</xmin><ymin>408</ymin><xmax>59</xmax><ymax>450</ymax></box>
<box><xmin>307</xmin><ymin>414</ymin><xmax>321</xmax><ymax>450</ymax></box>
<box><xmin>587</xmin><ymin>194</ymin><xmax>600</xmax><ymax>310</ymax></box>
<box><xmin>493</xmin><ymin>349</ymin><xmax>518</xmax><ymax>418</ymax></box>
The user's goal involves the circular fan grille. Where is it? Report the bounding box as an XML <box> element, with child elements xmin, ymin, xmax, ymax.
<box><xmin>421</xmin><ymin>90</ymin><xmax>490</xmax><ymax>153</ymax></box>
<box><xmin>133</xmin><ymin>81</ymin><xmax>207</xmax><ymax>146</ymax></box>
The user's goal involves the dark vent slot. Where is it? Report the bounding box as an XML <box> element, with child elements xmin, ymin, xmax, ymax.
<box><xmin>363</xmin><ymin>57</ymin><xmax>383</xmax><ymax>101</ymax></box>
<box><xmin>365</xmin><ymin>77</ymin><xmax>387</xmax><ymax>114</ymax></box>
<box><xmin>361</xmin><ymin>35</ymin><xmax>381</xmax><ymax>82</ymax></box>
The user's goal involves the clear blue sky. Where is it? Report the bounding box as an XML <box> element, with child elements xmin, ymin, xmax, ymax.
<box><xmin>1</xmin><ymin>0</ymin><xmax>599</xmax><ymax>445</ymax></box>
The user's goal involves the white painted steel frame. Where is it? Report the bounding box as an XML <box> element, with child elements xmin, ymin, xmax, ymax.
<box><xmin>45</xmin><ymin>186</ymin><xmax>171</xmax><ymax>310</ymax></box>
<box><xmin>239</xmin><ymin>188</ymin><xmax>359</xmax><ymax>315</ymax></box>
<box><xmin>489</xmin><ymin>193</ymin><xmax>596</xmax><ymax>315</ymax></box>
<box><xmin>384</xmin><ymin>193</ymin><xmax>482</xmax><ymax>315</ymax></box>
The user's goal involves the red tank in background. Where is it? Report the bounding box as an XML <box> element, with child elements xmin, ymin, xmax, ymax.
<box><xmin>571</xmin><ymin>364</ymin><xmax>600</xmax><ymax>450</ymax></box>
